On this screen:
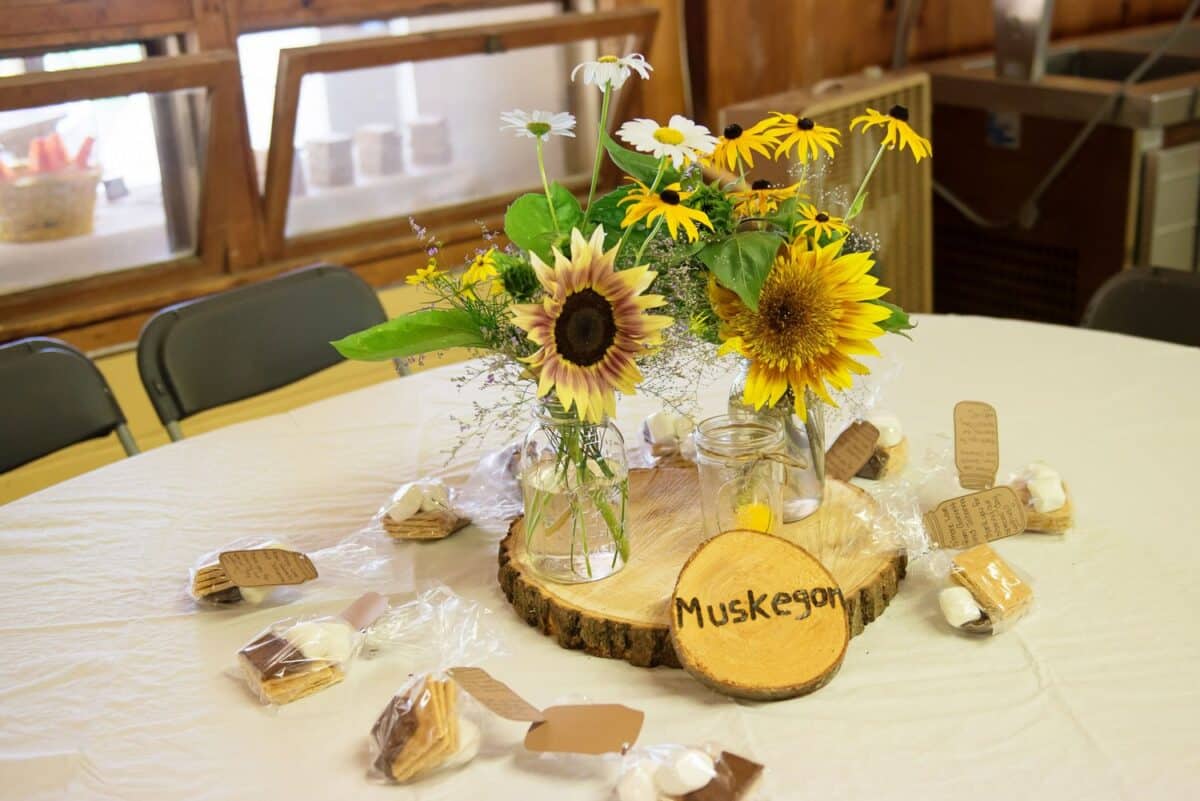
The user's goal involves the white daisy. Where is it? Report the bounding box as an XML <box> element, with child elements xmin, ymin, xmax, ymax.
<box><xmin>616</xmin><ymin>114</ymin><xmax>717</xmax><ymax>169</ymax></box>
<box><xmin>500</xmin><ymin>110</ymin><xmax>577</xmax><ymax>141</ymax></box>
<box><xmin>570</xmin><ymin>53</ymin><xmax>652</xmax><ymax>90</ymax></box>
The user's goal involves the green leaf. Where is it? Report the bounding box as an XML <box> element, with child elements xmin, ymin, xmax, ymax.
<box><xmin>763</xmin><ymin>196</ymin><xmax>799</xmax><ymax>232</ymax></box>
<box><xmin>697</xmin><ymin>231</ymin><xmax>784</xmax><ymax>311</ymax></box>
<box><xmin>846</xmin><ymin>190</ymin><xmax>867</xmax><ymax>221</ymax></box>
<box><xmin>331</xmin><ymin>308</ymin><xmax>488</xmax><ymax>361</ymax></box>
<box><xmin>869</xmin><ymin>299</ymin><xmax>916</xmax><ymax>340</ymax></box>
<box><xmin>602</xmin><ymin>133</ymin><xmax>679</xmax><ymax>186</ymax></box>
<box><xmin>585</xmin><ymin>185</ymin><xmax>635</xmax><ymax>250</ymax></box>
<box><xmin>504</xmin><ymin>183</ymin><xmax>582</xmax><ymax>263</ymax></box>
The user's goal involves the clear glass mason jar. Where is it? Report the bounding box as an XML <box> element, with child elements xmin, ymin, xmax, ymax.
<box><xmin>693</xmin><ymin>414</ymin><xmax>785</xmax><ymax>539</ymax></box>
<box><xmin>520</xmin><ymin>401</ymin><xmax>629</xmax><ymax>584</ymax></box>
<box><xmin>728</xmin><ymin>360</ymin><xmax>826</xmax><ymax>522</ymax></box>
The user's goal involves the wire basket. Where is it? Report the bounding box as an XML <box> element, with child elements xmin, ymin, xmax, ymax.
<box><xmin>0</xmin><ymin>166</ymin><xmax>101</xmax><ymax>243</ymax></box>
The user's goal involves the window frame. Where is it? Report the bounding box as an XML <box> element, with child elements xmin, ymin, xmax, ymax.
<box><xmin>0</xmin><ymin>51</ymin><xmax>247</xmax><ymax>339</ymax></box>
<box><xmin>260</xmin><ymin>7</ymin><xmax>659</xmax><ymax>259</ymax></box>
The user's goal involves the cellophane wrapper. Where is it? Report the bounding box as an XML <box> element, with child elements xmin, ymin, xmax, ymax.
<box><xmin>236</xmin><ymin>613</ymin><xmax>364</xmax><ymax>706</ymax></box>
<box><xmin>612</xmin><ymin>743</ymin><xmax>766</xmax><ymax>801</ymax></box>
<box><xmin>365</xmin><ymin>585</ymin><xmax>502</xmax><ymax>784</ymax></box>
<box><xmin>946</xmin><ymin>547</ymin><xmax>1036</xmax><ymax>636</ymax></box>
<box><xmin>187</xmin><ymin>536</ymin><xmax>301</xmax><ymax>607</ymax></box>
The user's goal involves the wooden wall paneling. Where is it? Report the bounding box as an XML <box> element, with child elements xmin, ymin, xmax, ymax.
<box><xmin>237</xmin><ymin>0</ymin><xmax>548</xmax><ymax>33</ymax></box>
<box><xmin>0</xmin><ymin>52</ymin><xmax>246</xmax><ymax>340</ymax></box>
<box><xmin>191</xmin><ymin>0</ymin><xmax>266</xmax><ymax>269</ymax></box>
<box><xmin>261</xmin><ymin>7</ymin><xmax>659</xmax><ymax>258</ymax></box>
<box><xmin>692</xmin><ymin>0</ymin><xmax>1193</xmax><ymax>127</ymax></box>
<box><xmin>0</xmin><ymin>0</ymin><xmax>195</xmax><ymax>55</ymax></box>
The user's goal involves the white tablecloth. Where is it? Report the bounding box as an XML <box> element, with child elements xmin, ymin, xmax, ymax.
<box><xmin>2</xmin><ymin>315</ymin><xmax>1198</xmax><ymax>801</ymax></box>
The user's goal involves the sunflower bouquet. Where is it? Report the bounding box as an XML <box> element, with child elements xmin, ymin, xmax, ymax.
<box><xmin>332</xmin><ymin>49</ymin><xmax>930</xmax><ymax>579</ymax></box>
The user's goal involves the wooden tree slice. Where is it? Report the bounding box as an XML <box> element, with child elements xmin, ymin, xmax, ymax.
<box><xmin>670</xmin><ymin>530</ymin><xmax>849</xmax><ymax>700</ymax></box>
<box><xmin>498</xmin><ymin>466</ymin><xmax>906</xmax><ymax>668</ymax></box>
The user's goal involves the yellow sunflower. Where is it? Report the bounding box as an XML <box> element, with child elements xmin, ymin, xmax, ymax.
<box><xmin>795</xmin><ymin>203</ymin><xmax>849</xmax><ymax>241</ymax></box>
<box><xmin>705</xmin><ymin>118</ymin><xmax>780</xmax><ymax>172</ymax></box>
<box><xmin>731</xmin><ymin>179</ymin><xmax>802</xmax><ymax>217</ymax></box>
<box><xmin>766</xmin><ymin>112</ymin><xmax>841</xmax><ymax>163</ymax></box>
<box><xmin>406</xmin><ymin>259</ymin><xmax>444</xmax><ymax>286</ymax></box>
<box><xmin>511</xmin><ymin>226</ymin><xmax>673</xmax><ymax>422</ymax></box>
<box><xmin>619</xmin><ymin>181</ymin><xmax>713</xmax><ymax>242</ymax></box>
<box><xmin>850</xmin><ymin>105</ymin><xmax>931</xmax><ymax>162</ymax></box>
<box><xmin>709</xmin><ymin>239</ymin><xmax>891</xmax><ymax>417</ymax></box>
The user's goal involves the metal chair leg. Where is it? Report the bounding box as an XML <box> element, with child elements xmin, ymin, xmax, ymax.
<box><xmin>115</xmin><ymin>423</ymin><xmax>141</xmax><ymax>456</ymax></box>
<box><xmin>166</xmin><ymin>421</ymin><xmax>185</xmax><ymax>442</ymax></box>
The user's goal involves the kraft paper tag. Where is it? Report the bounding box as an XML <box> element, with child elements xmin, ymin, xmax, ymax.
<box><xmin>218</xmin><ymin>548</ymin><xmax>317</xmax><ymax>587</ymax></box>
<box><xmin>923</xmin><ymin>487</ymin><xmax>1027</xmax><ymax>549</ymax></box>
<box><xmin>339</xmin><ymin>591</ymin><xmax>388</xmax><ymax>630</ymax></box>
<box><xmin>951</xmin><ymin>544</ymin><xmax>1034</xmax><ymax>620</ymax></box>
<box><xmin>825</xmin><ymin>421</ymin><xmax>880</xmax><ymax>482</ymax></box>
<box><xmin>524</xmin><ymin>704</ymin><xmax>644</xmax><ymax>755</ymax></box>
<box><xmin>448</xmin><ymin>667</ymin><xmax>544</xmax><ymax>722</ymax></box>
<box><xmin>954</xmin><ymin>401</ymin><xmax>999</xmax><ymax>489</ymax></box>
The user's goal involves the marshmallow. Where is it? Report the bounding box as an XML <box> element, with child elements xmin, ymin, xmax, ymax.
<box><xmin>1027</xmin><ymin>477</ymin><xmax>1066</xmax><ymax>513</ymax></box>
<box><xmin>644</xmin><ymin>411</ymin><xmax>679</xmax><ymax>445</ymax></box>
<box><xmin>654</xmin><ymin>749</ymin><xmax>716</xmax><ymax>796</ymax></box>
<box><xmin>418</xmin><ymin>480</ymin><xmax>450</xmax><ymax>513</ymax></box>
<box><xmin>386</xmin><ymin>480</ymin><xmax>451</xmax><ymax>520</ymax></box>
<box><xmin>283</xmin><ymin>620</ymin><xmax>356</xmax><ymax>662</ymax></box>
<box><xmin>939</xmin><ymin>586</ymin><xmax>984</xmax><ymax>628</ymax></box>
<box><xmin>386</xmin><ymin>483</ymin><xmax>425</xmax><ymax>522</ymax></box>
<box><xmin>616</xmin><ymin>761</ymin><xmax>658</xmax><ymax>801</ymax></box>
<box><xmin>644</xmin><ymin>411</ymin><xmax>695</xmax><ymax>447</ymax></box>
<box><xmin>238</xmin><ymin>586</ymin><xmax>271</xmax><ymax>605</ymax></box>
<box><xmin>868</xmin><ymin>413</ymin><xmax>904</xmax><ymax>448</ymax></box>
<box><xmin>443</xmin><ymin>717</ymin><xmax>481</xmax><ymax>768</ymax></box>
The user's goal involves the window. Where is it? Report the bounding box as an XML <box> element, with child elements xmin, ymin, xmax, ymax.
<box><xmin>235</xmin><ymin>3</ymin><xmax>611</xmax><ymax>238</ymax></box>
<box><xmin>0</xmin><ymin>45</ymin><xmax>205</xmax><ymax>295</ymax></box>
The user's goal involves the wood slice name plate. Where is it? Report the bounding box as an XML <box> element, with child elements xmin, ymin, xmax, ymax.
<box><xmin>671</xmin><ymin>530</ymin><xmax>849</xmax><ymax>700</ymax></box>
<box><xmin>499</xmin><ymin>466</ymin><xmax>905</xmax><ymax>674</ymax></box>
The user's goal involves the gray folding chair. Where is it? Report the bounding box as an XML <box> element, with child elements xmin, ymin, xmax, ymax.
<box><xmin>0</xmin><ymin>337</ymin><xmax>139</xmax><ymax>474</ymax></box>
<box><xmin>1082</xmin><ymin>267</ymin><xmax>1200</xmax><ymax>347</ymax></box>
<box><xmin>137</xmin><ymin>264</ymin><xmax>389</xmax><ymax>440</ymax></box>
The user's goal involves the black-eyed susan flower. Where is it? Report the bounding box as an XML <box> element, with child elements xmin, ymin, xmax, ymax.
<box><xmin>731</xmin><ymin>179</ymin><xmax>802</xmax><ymax>217</ymax></box>
<box><xmin>706</xmin><ymin>119</ymin><xmax>780</xmax><ymax>172</ymax></box>
<box><xmin>850</xmin><ymin>105</ymin><xmax>931</xmax><ymax>162</ymax></box>
<box><xmin>619</xmin><ymin>181</ymin><xmax>714</xmax><ymax>242</ymax></box>
<box><xmin>766</xmin><ymin>112</ymin><xmax>841</xmax><ymax>163</ymax></box>
<box><xmin>709</xmin><ymin>239</ymin><xmax>891</xmax><ymax>417</ymax></box>
<box><xmin>406</xmin><ymin>259</ymin><xmax>444</xmax><ymax>286</ymax></box>
<box><xmin>510</xmin><ymin>227</ymin><xmax>673</xmax><ymax>422</ymax></box>
<box><xmin>462</xmin><ymin>248</ymin><xmax>499</xmax><ymax>285</ymax></box>
<box><xmin>795</xmin><ymin>203</ymin><xmax>849</xmax><ymax>241</ymax></box>
<box><xmin>617</xmin><ymin>115</ymin><xmax>718</xmax><ymax>169</ymax></box>
<box><xmin>570</xmin><ymin>53</ymin><xmax>652</xmax><ymax>90</ymax></box>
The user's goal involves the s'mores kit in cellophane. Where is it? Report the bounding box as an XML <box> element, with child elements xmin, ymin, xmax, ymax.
<box><xmin>237</xmin><ymin>592</ymin><xmax>386</xmax><ymax>705</ymax></box>
<box><xmin>369</xmin><ymin>674</ymin><xmax>482</xmax><ymax>783</ymax></box>
<box><xmin>379</xmin><ymin>478</ymin><xmax>471</xmax><ymax>541</ymax></box>
<box><xmin>189</xmin><ymin>537</ymin><xmax>298</xmax><ymax>606</ymax></box>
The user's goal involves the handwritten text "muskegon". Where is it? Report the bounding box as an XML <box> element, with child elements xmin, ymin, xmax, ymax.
<box><xmin>674</xmin><ymin>587</ymin><xmax>843</xmax><ymax>630</ymax></box>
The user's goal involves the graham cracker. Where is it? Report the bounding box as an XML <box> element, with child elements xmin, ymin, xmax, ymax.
<box><xmin>1014</xmin><ymin>481</ymin><xmax>1074</xmax><ymax>534</ymax></box>
<box><xmin>382</xmin><ymin>511</ymin><xmax>470</xmax><ymax>541</ymax></box>
<box><xmin>256</xmin><ymin>663</ymin><xmax>344</xmax><ymax>705</ymax></box>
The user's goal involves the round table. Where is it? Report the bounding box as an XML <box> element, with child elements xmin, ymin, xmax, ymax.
<box><xmin>2</xmin><ymin>315</ymin><xmax>1198</xmax><ymax>800</ymax></box>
